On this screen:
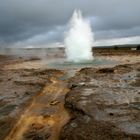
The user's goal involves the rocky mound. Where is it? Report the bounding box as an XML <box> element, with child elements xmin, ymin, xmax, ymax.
<box><xmin>60</xmin><ymin>63</ymin><xmax>140</xmax><ymax>140</ymax></box>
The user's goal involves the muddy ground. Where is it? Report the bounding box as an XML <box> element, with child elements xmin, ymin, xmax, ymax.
<box><xmin>0</xmin><ymin>49</ymin><xmax>140</xmax><ymax>140</ymax></box>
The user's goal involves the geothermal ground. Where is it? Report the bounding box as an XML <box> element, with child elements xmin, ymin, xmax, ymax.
<box><xmin>0</xmin><ymin>48</ymin><xmax>140</xmax><ymax>140</ymax></box>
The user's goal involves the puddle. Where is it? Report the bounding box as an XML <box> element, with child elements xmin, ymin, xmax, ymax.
<box><xmin>59</xmin><ymin>70</ymin><xmax>77</xmax><ymax>81</ymax></box>
<box><xmin>48</xmin><ymin>58</ymin><xmax>118</xmax><ymax>70</ymax></box>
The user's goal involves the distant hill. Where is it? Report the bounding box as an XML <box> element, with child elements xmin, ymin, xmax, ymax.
<box><xmin>93</xmin><ymin>44</ymin><xmax>140</xmax><ymax>50</ymax></box>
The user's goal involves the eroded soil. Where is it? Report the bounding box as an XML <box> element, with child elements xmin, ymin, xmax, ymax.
<box><xmin>0</xmin><ymin>55</ymin><xmax>69</xmax><ymax>140</ymax></box>
<box><xmin>5</xmin><ymin>75</ymin><xmax>70</xmax><ymax>140</ymax></box>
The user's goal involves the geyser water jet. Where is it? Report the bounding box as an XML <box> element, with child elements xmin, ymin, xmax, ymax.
<box><xmin>65</xmin><ymin>10</ymin><xmax>94</xmax><ymax>62</ymax></box>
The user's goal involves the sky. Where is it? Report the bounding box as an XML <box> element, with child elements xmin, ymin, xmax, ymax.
<box><xmin>0</xmin><ymin>0</ymin><xmax>140</xmax><ymax>48</ymax></box>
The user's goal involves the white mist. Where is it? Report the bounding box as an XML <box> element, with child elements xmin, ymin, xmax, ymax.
<box><xmin>65</xmin><ymin>10</ymin><xmax>94</xmax><ymax>62</ymax></box>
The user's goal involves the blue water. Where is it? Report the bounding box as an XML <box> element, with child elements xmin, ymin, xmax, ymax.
<box><xmin>48</xmin><ymin>58</ymin><xmax>118</xmax><ymax>70</ymax></box>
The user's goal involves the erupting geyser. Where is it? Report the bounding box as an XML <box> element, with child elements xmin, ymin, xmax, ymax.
<box><xmin>65</xmin><ymin>10</ymin><xmax>94</xmax><ymax>62</ymax></box>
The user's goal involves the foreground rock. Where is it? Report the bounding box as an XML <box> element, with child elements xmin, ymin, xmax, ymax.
<box><xmin>0</xmin><ymin>55</ymin><xmax>64</xmax><ymax>140</ymax></box>
<box><xmin>60</xmin><ymin>63</ymin><xmax>140</xmax><ymax>140</ymax></box>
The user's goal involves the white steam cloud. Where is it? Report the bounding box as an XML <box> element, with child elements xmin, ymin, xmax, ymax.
<box><xmin>64</xmin><ymin>10</ymin><xmax>94</xmax><ymax>62</ymax></box>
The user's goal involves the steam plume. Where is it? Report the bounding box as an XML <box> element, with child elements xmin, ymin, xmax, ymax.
<box><xmin>65</xmin><ymin>10</ymin><xmax>94</xmax><ymax>62</ymax></box>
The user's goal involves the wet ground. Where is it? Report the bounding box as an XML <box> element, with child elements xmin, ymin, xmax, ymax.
<box><xmin>61</xmin><ymin>63</ymin><xmax>140</xmax><ymax>140</ymax></box>
<box><xmin>0</xmin><ymin>54</ymin><xmax>70</xmax><ymax>140</ymax></box>
<box><xmin>6</xmin><ymin>74</ymin><xmax>70</xmax><ymax>140</ymax></box>
<box><xmin>0</xmin><ymin>48</ymin><xmax>140</xmax><ymax>140</ymax></box>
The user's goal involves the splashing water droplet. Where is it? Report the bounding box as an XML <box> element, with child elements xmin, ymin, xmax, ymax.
<box><xmin>65</xmin><ymin>10</ymin><xmax>94</xmax><ymax>62</ymax></box>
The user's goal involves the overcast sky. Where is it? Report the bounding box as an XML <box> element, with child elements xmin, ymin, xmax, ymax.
<box><xmin>0</xmin><ymin>0</ymin><xmax>140</xmax><ymax>48</ymax></box>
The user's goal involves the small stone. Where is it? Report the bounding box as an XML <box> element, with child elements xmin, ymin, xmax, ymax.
<box><xmin>84</xmin><ymin>115</ymin><xmax>91</xmax><ymax>123</ymax></box>
<box><xmin>45</xmin><ymin>133</ymin><xmax>51</xmax><ymax>139</ymax></box>
<box><xmin>71</xmin><ymin>123</ymin><xmax>77</xmax><ymax>128</ymax></box>
<box><xmin>50</xmin><ymin>100</ymin><xmax>60</xmax><ymax>106</ymax></box>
